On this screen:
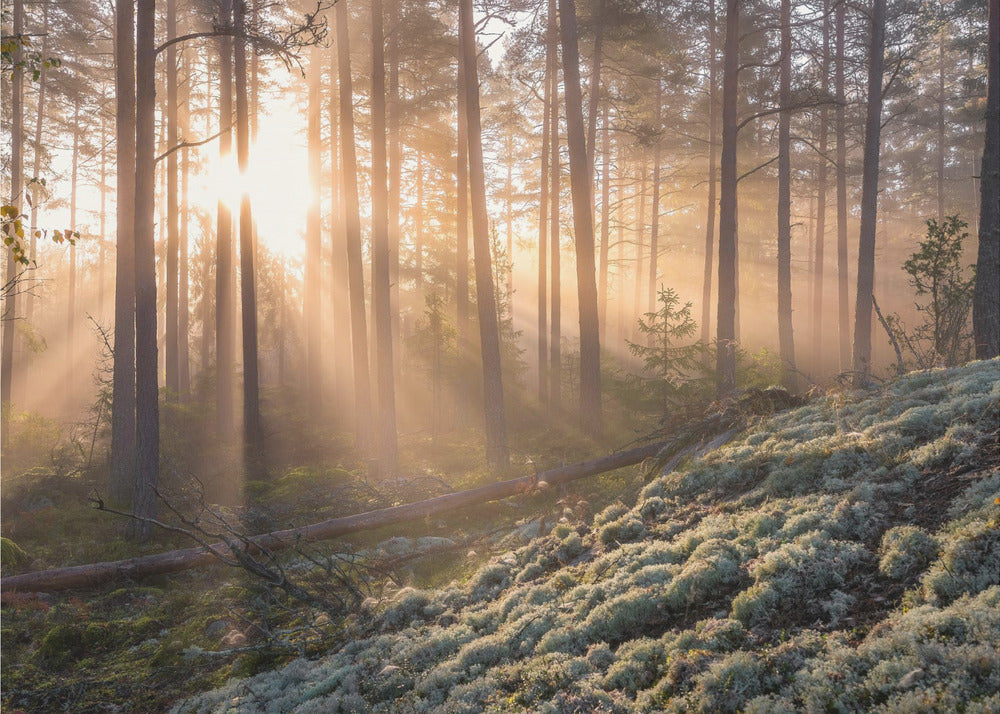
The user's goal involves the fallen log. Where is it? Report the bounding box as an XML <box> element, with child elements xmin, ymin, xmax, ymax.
<box><xmin>2</xmin><ymin>439</ymin><xmax>672</xmax><ymax>596</ymax></box>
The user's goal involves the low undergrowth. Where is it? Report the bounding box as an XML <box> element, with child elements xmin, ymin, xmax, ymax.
<box><xmin>172</xmin><ymin>359</ymin><xmax>1000</xmax><ymax>713</ymax></box>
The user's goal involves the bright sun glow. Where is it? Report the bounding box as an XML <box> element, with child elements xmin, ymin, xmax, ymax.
<box><xmin>196</xmin><ymin>100</ymin><xmax>311</xmax><ymax>261</ymax></box>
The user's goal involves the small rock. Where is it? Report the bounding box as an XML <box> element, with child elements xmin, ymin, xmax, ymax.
<box><xmin>221</xmin><ymin>630</ymin><xmax>246</xmax><ymax>648</ymax></box>
<box><xmin>898</xmin><ymin>668</ymin><xmax>924</xmax><ymax>689</ymax></box>
<box><xmin>204</xmin><ymin>619</ymin><xmax>231</xmax><ymax>638</ymax></box>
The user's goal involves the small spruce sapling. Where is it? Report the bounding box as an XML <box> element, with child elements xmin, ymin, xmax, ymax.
<box><xmin>627</xmin><ymin>286</ymin><xmax>711</xmax><ymax>415</ymax></box>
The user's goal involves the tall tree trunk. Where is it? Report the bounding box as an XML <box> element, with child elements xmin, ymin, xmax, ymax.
<box><xmin>701</xmin><ymin>0</ymin><xmax>717</xmax><ymax>344</ymax></box>
<box><xmin>165</xmin><ymin>0</ymin><xmax>179</xmax><ymax>397</ymax></box>
<box><xmin>216</xmin><ymin>0</ymin><xmax>235</xmax><ymax>439</ymax></box>
<box><xmin>99</xmin><ymin>110</ymin><xmax>108</xmax><ymax>319</ymax></box>
<box><xmin>336</xmin><ymin>0</ymin><xmax>374</xmax><ymax>451</ymax></box>
<box><xmin>633</xmin><ymin>162</ymin><xmax>646</xmax><ymax>338</ymax></box>
<box><xmin>558</xmin><ymin>0</ymin><xmax>602</xmax><ymax>436</ymax></box>
<box><xmin>460</xmin><ymin>0</ymin><xmax>509</xmax><ymax>467</ymax></box>
<box><xmin>133</xmin><ymin>0</ymin><xmax>160</xmax><ymax>539</ymax></box>
<box><xmin>549</xmin><ymin>0</ymin><xmax>562</xmax><ymax>412</ymax></box>
<box><xmin>329</xmin><ymin>42</ymin><xmax>350</xmax><ymax>419</ymax></box>
<box><xmin>234</xmin><ymin>0</ymin><xmax>262</xmax><ymax>470</ymax></box>
<box><xmin>648</xmin><ymin>89</ymin><xmax>662</xmax><ymax>318</ymax></box>
<box><xmin>179</xmin><ymin>52</ymin><xmax>191</xmax><ymax>397</ymax></box>
<box><xmin>111</xmin><ymin>0</ymin><xmax>137</xmax><ymax>505</ymax></box>
<box><xmin>456</xmin><ymin>15</ymin><xmax>471</xmax><ymax>349</ymax></box>
<box><xmin>67</xmin><ymin>101</ymin><xmax>79</xmax><ymax>401</ymax></box>
<box><xmin>305</xmin><ymin>47</ymin><xmax>323</xmax><ymax>415</ymax></box>
<box><xmin>538</xmin><ymin>24</ymin><xmax>551</xmax><ymax>405</ymax></box>
<box><xmin>616</xmin><ymin>149</ymin><xmax>626</xmax><ymax>343</ymax></box>
<box><xmin>371</xmin><ymin>0</ymin><xmax>398</xmax><ymax>477</ymax></box>
<box><xmin>585</xmin><ymin>0</ymin><xmax>603</xmax><ymax>172</ymax></box>
<box><xmin>776</xmin><ymin>0</ymin><xmax>796</xmax><ymax>389</ymax></box>
<box><xmin>835</xmin><ymin>0</ymin><xmax>850</xmax><ymax>370</ymax></box>
<box><xmin>415</xmin><ymin>150</ymin><xmax>424</xmax><ymax>297</ymax></box>
<box><xmin>973</xmin><ymin>0</ymin><xmax>999</xmax><ymax>359</ymax></box>
<box><xmin>2</xmin><ymin>0</ymin><xmax>23</xmax><ymax>446</ymax></box>
<box><xmin>851</xmin><ymin>0</ymin><xmax>886</xmax><ymax>386</ymax></box>
<box><xmin>200</xmin><ymin>55</ymin><xmax>214</xmax><ymax>384</ymax></box>
<box><xmin>812</xmin><ymin>0</ymin><xmax>829</xmax><ymax>369</ymax></box>
<box><xmin>716</xmin><ymin>0</ymin><xmax>739</xmax><ymax>398</ymax></box>
<box><xmin>387</xmin><ymin>0</ymin><xmax>402</xmax><ymax>379</ymax></box>
<box><xmin>25</xmin><ymin>0</ymin><xmax>48</xmax><ymax>330</ymax></box>
<box><xmin>937</xmin><ymin>21</ymin><xmax>946</xmax><ymax>222</ymax></box>
<box><xmin>505</xmin><ymin>132</ymin><xmax>514</xmax><ymax>296</ymax></box>
<box><xmin>598</xmin><ymin>101</ymin><xmax>610</xmax><ymax>342</ymax></box>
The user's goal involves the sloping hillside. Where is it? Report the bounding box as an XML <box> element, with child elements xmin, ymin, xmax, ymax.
<box><xmin>176</xmin><ymin>360</ymin><xmax>1000</xmax><ymax>713</ymax></box>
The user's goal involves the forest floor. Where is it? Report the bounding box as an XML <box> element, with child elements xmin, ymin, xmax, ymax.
<box><xmin>3</xmin><ymin>359</ymin><xmax>999</xmax><ymax>712</ymax></box>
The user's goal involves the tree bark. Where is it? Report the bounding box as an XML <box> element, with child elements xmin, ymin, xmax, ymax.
<box><xmin>165</xmin><ymin>0</ymin><xmax>180</xmax><ymax>397</ymax></box>
<box><xmin>111</xmin><ymin>0</ymin><xmax>137</xmax><ymax>505</ymax></box>
<box><xmin>329</xmin><ymin>40</ymin><xmax>350</xmax><ymax>420</ymax></box>
<box><xmin>456</xmin><ymin>16</ymin><xmax>471</xmax><ymax>348</ymax></box>
<box><xmin>701</xmin><ymin>0</ymin><xmax>717</xmax><ymax>345</ymax></box>
<box><xmin>851</xmin><ymin>0</ymin><xmax>886</xmax><ymax>386</ymax></box>
<box><xmin>372</xmin><ymin>0</ymin><xmax>399</xmax><ymax>477</ymax></box>
<box><xmin>234</xmin><ymin>0</ymin><xmax>262</xmax><ymax>470</ymax></box>
<box><xmin>2</xmin><ymin>0</ymin><xmax>23</xmax><ymax>447</ymax></box>
<box><xmin>716</xmin><ymin>0</ymin><xmax>740</xmax><ymax>398</ymax></box>
<box><xmin>133</xmin><ymin>0</ymin><xmax>160</xmax><ymax>540</ymax></box>
<box><xmin>777</xmin><ymin>0</ymin><xmax>796</xmax><ymax>390</ymax></box>
<box><xmin>538</xmin><ymin>24</ymin><xmax>551</xmax><ymax>405</ymax></box>
<box><xmin>835</xmin><ymin>0</ymin><xmax>850</xmax><ymax>370</ymax></box>
<box><xmin>179</xmin><ymin>51</ymin><xmax>191</xmax><ymax>398</ymax></box>
<box><xmin>648</xmin><ymin>85</ymin><xmax>662</xmax><ymax>319</ymax></box>
<box><xmin>387</xmin><ymin>0</ymin><xmax>402</xmax><ymax>382</ymax></box>
<box><xmin>558</xmin><ymin>0</ymin><xmax>603</xmax><ymax>436</ymax></box>
<box><xmin>812</xmin><ymin>0</ymin><xmax>829</xmax><ymax>369</ymax></box>
<box><xmin>336</xmin><ymin>0</ymin><xmax>374</xmax><ymax>452</ymax></box>
<box><xmin>460</xmin><ymin>0</ymin><xmax>509</xmax><ymax>467</ymax></box>
<box><xmin>26</xmin><ymin>0</ymin><xmax>48</xmax><ymax>329</ymax></box>
<box><xmin>67</xmin><ymin>101</ymin><xmax>79</xmax><ymax>399</ymax></box>
<box><xmin>973</xmin><ymin>0</ymin><xmax>999</xmax><ymax>359</ymax></box>
<box><xmin>548</xmin><ymin>0</ymin><xmax>561</xmax><ymax>411</ymax></box>
<box><xmin>598</xmin><ymin>101</ymin><xmax>610</xmax><ymax>342</ymax></box>
<box><xmin>215</xmin><ymin>0</ymin><xmax>236</xmax><ymax>440</ymax></box>
<box><xmin>305</xmin><ymin>47</ymin><xmax>323</xmax><ymax>415</ymax></box>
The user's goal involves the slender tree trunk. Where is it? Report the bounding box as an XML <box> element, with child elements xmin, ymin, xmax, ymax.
<box><xmin>216</xmin><ymin>0</ymin><xmax>235</xmax><ymax>439</ymax></box>
<box><xmin>505</xmin><ymin>132</ymin><xmax>514</xmax><ymax>296</ymax></box>
<box><xmin>776</xmin><ymin>0</ymin><xmax>796</xmax><ymax>389</ymax></box>
<box><xmin>937</xmin><ymin>21</ymin><xmax>946</xmax><ymax>222</ymax></box>
<box><xmin>179</xmin><ymin>53</ymin><xmax>191</xmax><ymax>397</ymax></box>
<box><xmin>716</xmin><ymin>0</ymin><xmax>739</xmax><ymax>398</ymax></box>
<box><xmin>460</xmin><ymin>0</ymin><xmax>509</xmax><ymax>467</ymax></box>
<box><xmin>165</xmin><ymin>0</ymin><xmax>179</xmax><ymax>397</ymax></box>
<box><xmin>111</xmin><ymin>0</ymin><xmax>137</xmax><ymax>505</ymax></box>
<box><xmin>616</xmin><ymin>149</ymin><xmax>626</xmax><ymax>343</ymax></box>
<box><xmin>67</xmin><ymin>101</ymin><xmax>79</xmax><ymax>402</ymax></box>
<box><xmin>648</xmin><ymin>90</ymin><xmax>662</xmax><ymax>318</ymax></box>
<box><xmin>133</xmin><ymin>0</ymin><xmax>160</xmax><ymax>539</ymax></box>
<box><xmin>234</xmin><ymin>0</ymin><xmax>262</xmax><ymax>470</ymax></box>
<box><xmin>25</xmin><ymin>0</ymin><xmax>48</xmax><ymax>330</ymax></box>
<box><xmin>371</xmin><ymin>0</ymin><xmax>398</xmax><ymax>477</ymax></box>
<box><xmin>598</xmin><ymin>101</ymin><xmax>610</xmax><ymax>342</ymax></box>
<box><xmin>336</xmin><ymin>0</ymin><xmax>374</xmax><ymax>451</ymax></box>
<box><xmin>200</xmin><ymin>56</ymin><xmax>214</xmax><ymax>384</ymax></box>
<box><xmin>835</xmin><ymin>0</ymin><xmax>850</xmax><ymax>370</ymax></box>
<box><xmin>585</xmin><ymin>0</ymin><xmax>603</xmax><ymax>172</ymax></box>
<box><xmin>851</xmin><ymin>0</ymin><xmax>886</xmax><ymax>386</ymax></box>
<box><xmin>558</xmin><ymin>0</ymin><xmax>602</xmax><ymax>436</ymax></box>
<box><xmin>538</xmin><ymin>27</ymin><xmax>551</xmax><ymax>405</ymax></box>
<box><xmin>633</xmin><ymin>162</ymin><xmax>646</xmax><ymax>337</ymax></box>
<box><xmin>701</xmin><ymin>0</ymin><xmax>717</xmax><ymax>345</ymax></box>
<box><xmin>99</xmin><ymin>111</ymin><xmax>108</xmax><ymax>319</ymax></box>
<box><xmin>973</xmin><ymin>0</ymin><xmax>999</xmax><ymax>359</ymax></box>
<box><xmin>415</xmin><ymin>150</ymin><xmax>424</xmax><ymax>297</ymax></box>
<box><xmin>388</xmin><ymin>0</ymin><xmax>402</xmax><ymax>379</ymax></box>
<box><xmin>2</xmin><ymin>0</ymin><xmax>23</xmax><ymax>445</ymax></box>
<box><xmin>305</xmin><ymin>47</ymin><xmax>323</xmax><ymax>415</ymax></box>
<box><xmin>812</xmin><ymin>0</ymin><xmax>829</xmax><ymax>369</ymax></box>
<box><xmin>329</xmin><ymin>42</ymin><xmax>350</xmax><ymax>419</ymax></box>
<box><xmin>549</xmin><ymin>0</ymin><xmax>562</xmax><ymax>411</ymax></box>
<box><xmin>456</xmin><ymin>16</ymin><xmax>471</xmax><ymax>349</ymax></box>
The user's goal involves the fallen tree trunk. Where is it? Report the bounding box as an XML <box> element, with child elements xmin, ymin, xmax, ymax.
<box><xmin>2</xmin><ymin>440</ymin><xmax>671</xmax><ymax>595</ymax></box>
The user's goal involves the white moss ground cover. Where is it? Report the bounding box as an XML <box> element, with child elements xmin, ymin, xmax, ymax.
<box><xmin>175</xmin><ymin>360</ymin><xmax>1000</xmax><ymax>713</ymax></box>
